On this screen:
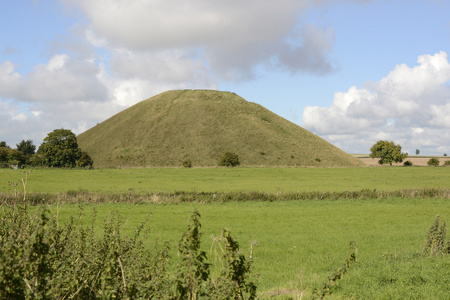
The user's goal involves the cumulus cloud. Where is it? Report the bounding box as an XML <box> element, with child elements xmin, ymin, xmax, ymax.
<box><xmin>302</xmin><ymin>51</ymin><xmax>450</xmax><ymax>154</ymax></box>
<box><xmin>62</xmin><ymin>0</ymin><xmax>359</xmax><ymax>78</ymax></box>
<box><xmin>0</xmin><ymin>55</ymin><xmax>107</xmax><ymax>103</ymax></box>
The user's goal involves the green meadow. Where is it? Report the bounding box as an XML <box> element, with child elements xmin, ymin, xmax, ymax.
<box><xmin>1</xmin><ymin>166</ymin><xmax>450</xmax><ymax>194</ymax></box>
<box><xmin>1</xmin><ymin>167</ymin><xmax>450</xmax><ymax>298</ymax></box>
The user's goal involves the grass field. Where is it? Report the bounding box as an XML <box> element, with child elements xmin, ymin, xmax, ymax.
<box><xmin>1</xmin><ymin>166</ymin><xmax>450</xmax><ymax>194</ymax></box>
<box><xmin>48</xmin><ymin>198</ymin><xmax>450</xmax><ymax>299</ymax></box>
<box><xmin>2</xmin><ymin>167</ymin><xmax>450</xmax><ymax>298</ymax></box>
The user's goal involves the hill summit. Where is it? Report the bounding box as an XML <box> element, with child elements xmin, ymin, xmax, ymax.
<box><xmin>77</xmin><ymin>90</ymin><xmax>364</xmax><ymax>168</ymax></box>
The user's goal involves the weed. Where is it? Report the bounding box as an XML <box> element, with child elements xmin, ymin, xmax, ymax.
<box><xmin>312</xmin><ymin>241</ymin><xmax>357</xmax><ymax>299</ymax></box>
<box><xmin>422</xmin><ymin>214</ymin><xmax>449</xmax><ymax>256</ymax></box>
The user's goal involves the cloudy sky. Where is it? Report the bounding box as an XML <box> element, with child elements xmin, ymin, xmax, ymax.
<box><xmin>1</xmin><ymin>0</ymin><xmax>449</xmax><ymax>155</ymax></box>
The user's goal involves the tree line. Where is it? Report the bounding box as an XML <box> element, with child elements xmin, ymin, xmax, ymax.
<box><xmin>0</xmin><ymin>129</ymin><xmax>93</xmax><ymax>169</ymax></box>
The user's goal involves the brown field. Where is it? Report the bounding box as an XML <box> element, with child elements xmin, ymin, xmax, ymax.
<box><xmin>359</xmin><ymin>156</ymin><xmax>450</xmax><ymax>166</ymax></box>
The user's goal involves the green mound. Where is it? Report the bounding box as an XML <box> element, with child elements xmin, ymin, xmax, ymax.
<box><xmin>77</xmin><ymin>90</ymin><xmax>364</xmax><ymax>168</ymax></box>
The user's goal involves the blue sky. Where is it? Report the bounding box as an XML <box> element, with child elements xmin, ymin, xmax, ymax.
<box><xmin>1</xmin><ymin>0</ymin><xmax>449</xmax><ymax>155</ymax></box>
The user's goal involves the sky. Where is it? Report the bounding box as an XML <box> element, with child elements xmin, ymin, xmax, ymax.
<box><xmin>1</xmin><ymin>0</ymin><xmax>449</xmax><ymax>155</ymax></box>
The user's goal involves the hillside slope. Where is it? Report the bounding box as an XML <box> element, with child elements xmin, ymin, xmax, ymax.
<box><xmin>78</xmin><ymin>90</ymin><xmax>364</xmax><ymax>168</ymax></box>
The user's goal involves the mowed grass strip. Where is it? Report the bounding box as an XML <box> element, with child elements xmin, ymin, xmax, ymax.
<box><xmin>50</xmin><ymin>198</ymin><xmax>450</xmax><ymax>299</ymax></box>
<box><xmin>1</xmin><ymin>167</ymin><xmax>450</xmax><ymax>194</ymax></box>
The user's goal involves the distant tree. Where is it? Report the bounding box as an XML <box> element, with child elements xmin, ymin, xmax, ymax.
<box><xmin>16</xmin><ymin>140</ymin><xmax>36</xmax><ymax>155</ymax></box>
<box><xmin>0</xmin><ymin>141</ymin><xmax>9</xmax><ymax>148</ymax></box>
<box><xmin>403</xmin><ymin>160</ymin><xmax>413</xmax><ymax>166</ymax></box>
<box><xmin>370</xmin><ymin>140</ymin><xmax>407</xmax><ymax>166</ymax></box>
<box><xmin>427</xmin><ymin>158</ymin><xmax>440</xmax><ymax>167</ymax></box>
<box><xmin>218</xmin><ymin>151</ymin><xmax>240</xmax><ymax>167</ymax></box>
<box><xmin>76</xmin><ymin>151</ymin><xmax>94</xmax><ymax>168</ymax></box>
<box><xmin>37</xmin><ymin>129</ymin><xmax>92</xmax><ymax>168</ymax></box>
<box><xmin>416</xmin><ymin>149</ymin><xmax>420</xmax><ymax>155</ymax></box>
<box><xmin>0</xmin><ymin>147</ymin><xmax>10</xmax><ymax>167</ymax></box>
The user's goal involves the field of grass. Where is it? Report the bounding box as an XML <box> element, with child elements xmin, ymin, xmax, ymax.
<box><xmin>49</xmin><ymin>198</ymin><xmax>450</xmax><ymax>299</ymax></box>
<box><xmin>1</xmin><ymin>166</ymin><xmax>450</xmax><ymax>194</ymax></box>
<box><xmin>2</xmin><ymin>167</ymin><xmax>450</xmax><ymax>298</ymax></box>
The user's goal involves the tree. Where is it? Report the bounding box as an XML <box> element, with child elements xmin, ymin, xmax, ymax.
<box><xmin>37</xmin><ymin>129</ymin><xmax>91</xmax><ymax>168</ymax></box>
<box><xmin>16</xmin><ymin>140</ymin><xmax>36</xmax><ymax>166</ymax></box>
<box><xmin>427</xmin><ymin>158</ymin><xmax>440</xmax><ymax>167</ymax></box>
<box><xmin>218</xmin><ymin>151</ymin><xmax>240</xmax><ymax>167</ymax></box>
<box><xmin>0</xmin><ymin>141</ymin><xmax>9</xmax><ymax>148</ymax></box>
<box><xmin>16</xmin><ymin>140</ymin><xmax>36</xmax><ymax>155</ymax></box>
<box><xmin>76</xmin><ymin>151</ymin><xmax>94</xmax><ymax>168</ymax></box>
<box><xmin>370</xmin><ymin>140</ymin><xmax>407</xmax><ymax>166</ymax></box>
<box><xmin>416</xmin><ymin>149</ymin><xmax>420</xmax><ymax>155</ymax></box>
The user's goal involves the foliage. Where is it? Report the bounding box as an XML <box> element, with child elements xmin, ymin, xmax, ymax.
<box><xmin>427</xmin><ymin>158</ymin><xmax>440</xmax><ymax>167</ymax></box>
<box><xmin>76</xmin><ymin>151</ymin><xmax>94</xmax><ymax>168</ymax></box>
<box><xmin>370</xmin><ymin>140</ymin><xmax>408</xmax><ymax>165</ymax></box>
<box><xmin>0</xmin><ymin>147</ymin><xmax>25</xmax><ymax>168</ymax></box>
<box><xmin>444</xmin><ymin>160</ymin><xmax>450</xmax><ymax>166</ymax></box>
<box><xmin>0</xmin><ymin>141</ymin><xmax>9</xmax><ymax>148</ymax></box>
<box><xmin>0</xmin><ymin>200</ymin><xmax>255</xmax><ymax>299</ymax></box>
<box><xmin>16</xmin><ymin>140</ymin><xmax>36</xmax><ymax>156</ymax></box>
<box><xmin>312</xmin><ymin>241</ymin><xmax>357</xmax><ymax>299</ymax></box>
<box><xmin>37</xmin><ymin>129</ymin><xmax>92</xmax><ymax>168</ymax></box>
<box><xmin>422</xmin><ymin>215</ymin><xmax>450</xmax><ymax>256</ymax></box>
<box><xmin>403</xmin><ymin>160</ymin><xmax>413</xmax><ymax>166</ymax></box>
<box><xmin>182</xmin><ymin>158</ymin><xmax>192</xmax><ymax>168</ymax></box>
<box><xmin>416</xmin><ymin>149</ymin><xmax>420</xmax><ymax>155</ymax></box>
<box><xmin>175</xmin><ymin>210</ymin><xmax>210</xmax><ymax>299</ymax></box>
<box><xmin>210</xmin><ymin>229</ymin><xmax>257</xmax><ymax>299</ymax></box>
<box><xmin>218</xmin><ymin>151</ymin><xmax>241</xmax><ymax>167</ymax></box>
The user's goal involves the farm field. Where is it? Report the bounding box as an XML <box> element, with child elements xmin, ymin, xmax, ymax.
<box><xmin>1</xmin><ymin>166</ymin><xmax>450</xmax><ymax>298</ymax></box>
<box><xmin>1</xmin><ymin>166</ymin><xmax>450</xmax><ymax>194</ymax></box>
<box><xmin>47</xmin><ymin>198</ymin><xmax>450</xmax><ymax>299</ymax></box>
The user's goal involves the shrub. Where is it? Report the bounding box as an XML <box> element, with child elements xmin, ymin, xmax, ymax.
<box><xmin>444</xmin><ymin>160</ymin><xmax>450</xmax><ymax>167</ymax></box>
<box><xmin>0</xmin><ymin>206</ymin><xmax>256</xmax><ymax>299</ymax></box>
<box><xmin>403</xmin><ymin>160</ymin><xmax>413</xmax><ymax>166</ymax></box>
<box><xmin>422</xmin><ymin>214</ymin><xmax>449</xmax><ymax>256</ymax></box>
<box><xmin>218</xmin><ymin>152</ymin><xmax>240</xmax><ymax>167</ymax></box>
<box><xmin>182</xmin><ymin>158</ymin><xmax>192</xmax><ymax>168</ymax></box>
<box><xmin>427</xmin><ymin>158</ymin><xmax>440</xmax><ymax>167</ymax></box>
<box><xmin>315</xmin><ymin>158</ymin><xmax>321</xmax><ymax>162</ymax></box>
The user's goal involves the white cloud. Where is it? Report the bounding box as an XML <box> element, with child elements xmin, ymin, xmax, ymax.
<box><xmin>63</xmin><ymin>0</ymin><xmax>368</xmax><ymax>78</ymax></box>
<box><xmin>302</xmin><ymin>51</ymin><xmax>450</xmax><ymax>155</ymax></box>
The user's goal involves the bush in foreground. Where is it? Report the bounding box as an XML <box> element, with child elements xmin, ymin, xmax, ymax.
<box><xmin>0</xmin><ymin>206</ymin><xmax>256</xmax><ymax>299</ymax></box>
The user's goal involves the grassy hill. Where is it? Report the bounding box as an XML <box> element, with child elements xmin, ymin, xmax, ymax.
<box><xmin>77</xmin><ymin>90</ymin><xmax>364</xmax><ymax>168</ymax></box>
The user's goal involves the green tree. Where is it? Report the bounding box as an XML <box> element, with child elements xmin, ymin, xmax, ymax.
<box><xmin>37</xmin><ymin>129</ymin><xmax>91</xmax><ymax>168</ymax></box>
<box><xmin>16</xmin><ymin>140</ymin><xmax>36</xmax><ymax>166</ymax></box>
<box><xmin>416</xmin><ymin>149</ymin><xmax>420</xmax><ymax>155</ymax></box>
<box><xmin>370</xmin><ymin>140</ymin><xmax>407</xmax><ymax>166</ymax></box>
<box><xmin>218</xmin><ymin>152</ymin><xmax>240</xmax><ymax>167</ymax></box>
<box><xmin>76</xmin><ymin>151</ymin><xmax>94</xmax><ymax>168</ymax></box>
<box><xmin>427</xmin><ymin>158</ymin><xmax>440</xmax><ymax>167</ymax></box>
<box><xmin>0</xmin><ymin>141</ymin><xmax>9</xmax><ymax>148</ymax></box>
<box><xmin>16</xmin><ymin>140</ymin><xmax>36</xmax><ymax>155</ymax></box>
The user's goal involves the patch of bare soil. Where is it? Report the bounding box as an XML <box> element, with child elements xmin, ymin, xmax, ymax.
<box><xmin>359</xmin><ymin>157</ymin><xmax>450</xmax><ymax>166</ymax></box>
